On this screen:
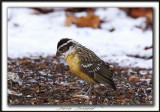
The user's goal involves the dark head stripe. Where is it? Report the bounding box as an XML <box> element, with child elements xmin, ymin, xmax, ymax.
<box><xmin>59</xmin><ymin>41</ymin><xmax>74</xmax><ymax>52</ymax></box>
<box><xmin>57</xmin><ymin>38</ymin><xmax>71</xmax><ymax>49</ymax></box>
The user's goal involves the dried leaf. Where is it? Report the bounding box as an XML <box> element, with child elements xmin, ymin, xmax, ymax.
<box><xmin>129</xmin><ymin>75</ymin><xmax>140</xmax><ymax>83</ymax></box>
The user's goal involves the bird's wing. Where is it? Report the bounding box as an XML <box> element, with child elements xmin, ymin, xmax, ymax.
<box><xmin>78</xmin><ymin>49</ymin><xmax>116</xmax><ymax>90</ymax></box>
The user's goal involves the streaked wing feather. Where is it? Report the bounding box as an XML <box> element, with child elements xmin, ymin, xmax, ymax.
<box><xmin>94</xmin><ymin>72</ymin><xmax>116</xmax><ymax>90</ymax></box>
<box><xmin>77</xmin><ymin>47</ymin><xmax>116</xmax><ymax>89</ymax></box>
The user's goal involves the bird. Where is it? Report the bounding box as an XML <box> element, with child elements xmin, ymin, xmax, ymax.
<box><xmin>56</xmin><ymin>38</ymin><xmax>136</xmax><ymax>95</ymax></box>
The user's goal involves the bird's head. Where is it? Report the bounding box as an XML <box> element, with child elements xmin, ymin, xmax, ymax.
<box><xmin>56</xmin><ymin>38</ymin><xmax>78</xmax><ymax>57</ymax></box>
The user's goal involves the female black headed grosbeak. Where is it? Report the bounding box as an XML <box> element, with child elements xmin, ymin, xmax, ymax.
<box><xmin>56</xmin><ymin>38</ymin><xmax>117</xmax><ymax>91</ymax></box>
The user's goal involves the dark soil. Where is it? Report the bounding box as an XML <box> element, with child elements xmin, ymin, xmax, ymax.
<box><xmin>7</xmin><ymin>56</ymin><xmax>153</xmax><ymax>105</ymax></box>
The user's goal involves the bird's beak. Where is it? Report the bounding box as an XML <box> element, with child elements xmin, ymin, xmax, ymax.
<box><xmin>56</xmin><ymin>51</ymin><xmax>62</xmax><ymax>57</ymax></box>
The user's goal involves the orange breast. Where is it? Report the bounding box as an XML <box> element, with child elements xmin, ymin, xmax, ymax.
<box><xmin>65</xmin><ymin>53</ymin><xmax>96</xmax><ymax>84</ymax></box>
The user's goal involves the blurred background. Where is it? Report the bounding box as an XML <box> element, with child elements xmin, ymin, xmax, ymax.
<box><xmin>8</xmin><ymin>7</ymin><xmax>152</xmax><ymax>68</ymax></box>
<box><xmin>8</xmin><ymin>8</ymin><xmax>153</xmax><ymax>105</ymax></box>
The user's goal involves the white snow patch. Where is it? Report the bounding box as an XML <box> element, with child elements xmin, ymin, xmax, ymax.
<box><xmin>39</xmin><ymin>71</ymin><xmax>47</xmax><ymax>75</ymax></box>
<box><xmin>78</xmin><ymin>80</ymin><xmax>85</xmax><ymax>84</ymax></box>
<box><xmin>139</xmin><ymin>70</ymin><xmax>148</xmax><ymax>75</ymax></box>
<box><xmin>140</xmin><ymin>78</ymin><xmax>151</xmax><ymax>84</ymax></box>
<box><xmin>60</xmin><ymin>81</ymin><xmax>69</xmax><ymax>86</ymax></box>
<box><xmin>74</xmin><ymin>12</ymin><xmax>87</xmax><ymax>17</ymax></box>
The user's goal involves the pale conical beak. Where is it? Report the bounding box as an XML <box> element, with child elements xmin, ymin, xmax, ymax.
<box><xmin>56</xmin><ymin>51</ymin><xmax>62</xmax><ymax>57</ymax></box>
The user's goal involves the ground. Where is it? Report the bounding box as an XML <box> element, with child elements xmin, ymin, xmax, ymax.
<box><xmin>8</xmin><ymin>56</ymin><xmax>152</xmax><ymax>105</ymax></box>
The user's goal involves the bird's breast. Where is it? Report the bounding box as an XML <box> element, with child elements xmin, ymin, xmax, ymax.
<box><xmin>65</xmin><ymin>53</ymin><xmax>80</xmax><ymax>74</ymax></box>
<box><xmin>65</xmin><ymin>53</ymin><xmax>96</xmax><ymax>83</ymax></box>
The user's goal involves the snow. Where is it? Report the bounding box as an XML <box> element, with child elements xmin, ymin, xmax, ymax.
<box><xmin>8</xmin><ymin>8</ymin><xmax>152</xmax><ymax>68</ymax></box>
<box><xmin>39</xmin><ymin>71</ymin><xmax>47</xmax><ymax>75</ymax></box>
<box><xmin>59</xmin><ymin>81</ymin><xmax>69</xmax><ymax>86</ymax></box>
<box><xmin>140</xmin><ymin>78</ymin><xmax>151</xmax><ymax>84</ymax></box>
<box><xmin>139</xmin><ymin>70</ymin><xmax>149</xmax><ymax>75</ymax></box>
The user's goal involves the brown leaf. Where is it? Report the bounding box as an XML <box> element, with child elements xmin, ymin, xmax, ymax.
<box><xmin>65</xmin><ymin>13</ymin><xmax>77</xmax><ymax>26</ymax></box>
<box><xmin>65</xmin><ymin>12</ymin><xmax>100</xmax><ymax>29</ymax></box>
<box><xmin>120</xmin><ymin>8</ymin><xmax>152</xmax><ymax>29</ymax></box>
<box><xmin>129</xmin><ymin>75</ymin><xmax>140</xmax><ymax>83</ymax></box>
<box><xmin>34</xmin><ymin>88</ymin><xmax>40</xmax><ymax>93</ymax></box>
<box><xmin>77</xmin><ymin>12</ymin><xmax>100</xmax><ymax>29</ymax></box>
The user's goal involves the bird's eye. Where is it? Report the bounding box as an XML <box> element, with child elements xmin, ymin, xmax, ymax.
<box><xmin>59</xmin><ymin>47</ymin><xmax>65</xmax><ymax>53</ymax></box>
<box><xmin>59</xmin><ymin>48</ymin><xmax>63</xmax><ymax>52</ymax></box>
<box><xmin>64</xmin><ymin>47</ymin><xmax>68</xmax><ymax>51</ymax></box>
<box><xmin>61</xmin><ymin>46</ymin><xmax>70</xmax><ymax>53</ymax></box>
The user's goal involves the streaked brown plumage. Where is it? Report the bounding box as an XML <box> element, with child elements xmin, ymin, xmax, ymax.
<box><xmin>56</xmin><ymin>38</ymin><xmax>138</xmax><ymax>94</ymax></box>
<box><xmin>56</xmin><ymin>38</ymin><xmax>117</xmax><ymax>91</ymax></box>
